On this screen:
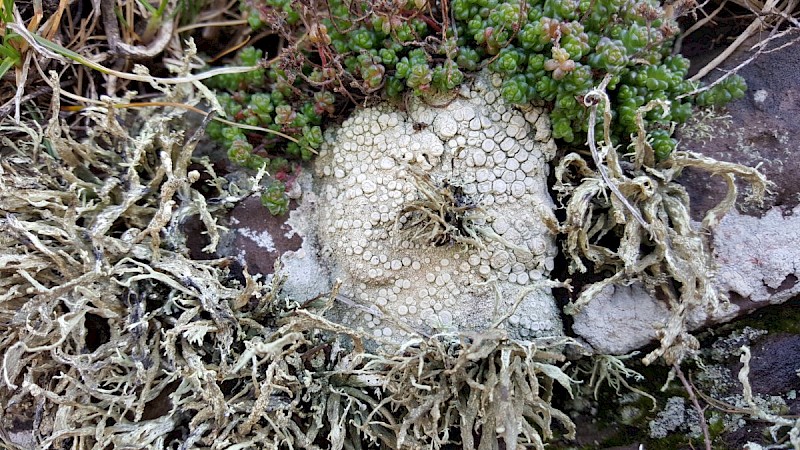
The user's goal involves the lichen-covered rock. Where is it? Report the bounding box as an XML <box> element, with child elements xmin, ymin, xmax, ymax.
<box><xmin>313</xmin><ymin>72</ymin><xmax>562</xmax><ymax>341</ymax></box>
<box><xmin>648</xmin><ymin>397</ymin><xmax>687</xmax><ymax>439</ymax></box>
<box><xmin>571</xmin><ymin>204</ymin><xmax>800</xmax><ymax>356</ymax></box>
<box><xmin>713</xmin><ymin>206</ymin><xmax>800</xmax><ymax>306</ymax></box>
<box><xmin>571</xmin><ymin>284</ymin><xmax>672</xmax><ymax>355</ymax></box>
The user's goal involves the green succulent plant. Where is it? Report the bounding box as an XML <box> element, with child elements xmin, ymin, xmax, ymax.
<box><xmin>204</xmin><ymin>0</ymin><xmax>747</xmax><ymax>214</ymax></box>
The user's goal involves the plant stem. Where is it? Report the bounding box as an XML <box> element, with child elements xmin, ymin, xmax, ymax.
<box><xmin>673</xmin><ymin>363</ymin><xmax>712</xmax><ymax>450</ymax></box>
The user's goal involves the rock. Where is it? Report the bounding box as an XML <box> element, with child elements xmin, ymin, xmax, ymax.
<box><xmin>208</xmin><ymin>173</ymin><xmax>332</xmax><ymax>302</ymax></box>
<box><xmin>572</xmin><ymin>204</ymin><xmax>800</xmax><ymax>355</ymax></box>
<box><xmin>713</xmin><ymin>206</ymin><xmax>800</xmax><ymax>308</ymax></box>
<box><xmin>699</xmin><ymin>324</ymin><xmax>800</xmax><ymax>448</ymax></box>
<box><xmin>223</xmin><ymin>195</ymin><xmax>303</xmax><ymax>276</ymax></box>
<box><xmin>679</xmin><ymin>33</ymin><xmax>800</xmax><ymax>217</ymax></box>
<box><xmin>313</xmin><ymin>71</ymin><xmax>562</xmax><ymax>341</ymax></box>
<box><xmin>648</xmin><ymin>397</ymin><xmax>686</xmax><ymax>439</ymax></box>
<box><xmin>277</xmin><ymin>181</ymin><xmax>333</xmax><ymax>301</ymax></box>
<box><xmin>571</xmin><ymin>284</ymin><xmax>671</xmax><ymax>355</ymax></box>
<box><xmin>741</xmin><ymin>333</ymin><xmax>800</xmax><ymax>405</ymax></box>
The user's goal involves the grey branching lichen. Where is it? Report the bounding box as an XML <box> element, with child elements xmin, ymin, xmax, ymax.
<box><xmin>556</xmin><ymin>83</ymin><xmax>770</xmax><ymax>365</ymax></box>
<box><xmin>0</xmin><ymin>93</ymin><xmax>575</xmax><ymax>449</ymax></box>
<box><xmin>395</xmin><ymin>170</ymin><xmax>488</xmax><ymax>248</ymax></box>
<box><xmin>576</xmin><ymin>353</ymin><xmax>657</xmax><ymax>411</ymax></box>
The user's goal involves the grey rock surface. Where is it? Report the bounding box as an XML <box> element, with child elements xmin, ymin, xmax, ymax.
<box><xmin>713</xmin><ymin>206</ymin><xmax>800</xmax><ymax>307</ymax></box>
<box><xmin>571</xmin><ymin>284</ymin><xmax>670</xmax><ymax>355</ymax></box>
<box><xmin>202</xmin><ymin>172</ymin><xmax>332</xmax><ymax>302</ymax></box>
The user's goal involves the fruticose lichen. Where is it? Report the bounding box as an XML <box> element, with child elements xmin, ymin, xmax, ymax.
<box><xmin>0</xmin><ymin>76</ymin><xmax>577</xmax><ymax>450</ymax></box>
<box><xmin>313</xmin><ymin>71</ymin><xmax>565</xmax><ymax>341</ymax></box>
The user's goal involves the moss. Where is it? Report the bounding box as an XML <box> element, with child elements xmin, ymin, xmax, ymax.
<box><xmin>738</xmin><ymin>298</ymin><xmax>800</xmax><ymax>335</ymax></box>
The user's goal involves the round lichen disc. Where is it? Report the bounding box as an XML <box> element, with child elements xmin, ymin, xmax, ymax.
<box><xmin>314</xmin><ymin>71</ymin><xmax>563</xmax><ymax>341</ymax></box>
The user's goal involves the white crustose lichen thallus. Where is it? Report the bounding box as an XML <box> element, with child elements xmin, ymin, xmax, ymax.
<box><xmin>314</xmin><ymin>71</ymin><xmax>563</xmax><ymax>343</ymax></box>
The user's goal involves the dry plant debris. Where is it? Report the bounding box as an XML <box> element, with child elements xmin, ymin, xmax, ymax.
<box><xmin>395</xmin><ymin>169</ymin><xmax>489</xmax><ymax>249</ymax></box>
<box><xmin>675</xmin><ymin>0</ymin><xmax>800</xmax><ymax>101</ymax></box>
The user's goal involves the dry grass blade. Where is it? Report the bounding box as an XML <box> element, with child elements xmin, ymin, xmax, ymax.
<box><xmin>689</xmin><ymin>0</ymin><xmax>782</xmax><ymax>81</ymax></box>
<box><xmin>9</xmin><ymin>21</ymin><xmax>260</xmax><ymax>85</ymax></box>
<box><xmin>681</xmin><ymin>0</ymin><xmax>800</xmax><ymax>99</ymax></box>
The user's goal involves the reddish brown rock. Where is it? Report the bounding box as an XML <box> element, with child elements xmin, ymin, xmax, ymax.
<box><xmin>184</xmin><ymin>194</ymin><xmax>303</xmax><ymax>276</ymax></box>
<box><xmin>225</xmin><ymin>196</ymin><xmax>303</xmax><ymax>275</ymax></box>
<box><xmin>678</xmin><ymin>33</ymin><xmax>800</xmax><ymax>217</ymax></box>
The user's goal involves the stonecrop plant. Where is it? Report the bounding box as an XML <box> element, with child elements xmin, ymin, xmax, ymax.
<box><xmin>205</xmin><ymin>0</ymin><xmax>747</xmax><ymax>203</ymax></box>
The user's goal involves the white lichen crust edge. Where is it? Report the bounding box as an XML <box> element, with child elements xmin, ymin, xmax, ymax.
<box><xmin>314</xmin><ymin>72</ymin><xmax>563</xmax><ymax>342</ymax></box>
